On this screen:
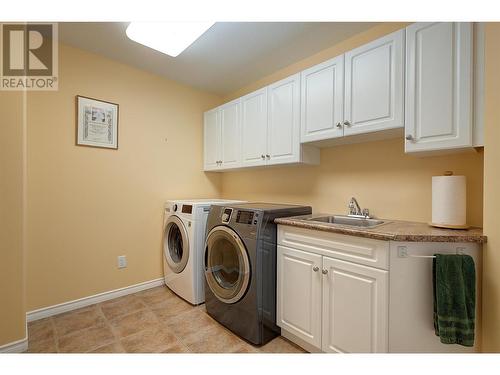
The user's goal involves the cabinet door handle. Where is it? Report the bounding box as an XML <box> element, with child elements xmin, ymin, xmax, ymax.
<box><xmin>322</xmin><ymin>269</ymin><xmax>328</xmax><ymax>275</ymax></box>
<box><xmin>313</xmin><ymin>266</ymin><xmax>319</xmax><ymax>272</ymax></box>
<box><xmin>405</xmin><ymin>134</ymin><xmax>414</xmax><ymax>141</ymax></box>
<box><xmin>261</xmin><ymin>154</ymin><xmax>265</xmax><ymax>160</ymax></box>
<box><xmin>266</xmin><ymin>154</ymin><xmax>270</xmax><ymax>159</ymax></box>
<box><xmin>336</xmin><ymin>122</ymin><xmax>342</xmax><ymax>129</ymax></box>
<box><xmin>343</xmin><ymin>120</ymin><xmax>351</xmax><ymax>127</ymax></box>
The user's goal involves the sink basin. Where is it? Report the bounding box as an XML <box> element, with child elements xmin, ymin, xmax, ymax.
<box><xmin>306</xmin><ymin>215</ymin><xmax>387</xmax><ymax>228</ymax></box>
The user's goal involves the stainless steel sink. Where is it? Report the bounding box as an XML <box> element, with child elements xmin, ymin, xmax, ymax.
<box><xmin>306</xmin><ymin>215</ymin><xmax>387</xmax><ymax>228</ymax></box>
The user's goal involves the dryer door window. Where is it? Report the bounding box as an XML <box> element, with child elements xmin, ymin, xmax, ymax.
<box><xmin>163</xmin><ymin>215</ymin><xmax>189</xmax><ymax>273</ymax></box>
<box><xmin>205</xmin><ymin>226</ymin><xmax>250</xmax><ymax>304</ymax></box>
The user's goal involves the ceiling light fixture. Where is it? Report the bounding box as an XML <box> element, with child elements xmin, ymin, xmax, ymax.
<box><xmin>126</xmin><ymin>22</ymin><xmax>215</xmax><ymax>57</ymax></box>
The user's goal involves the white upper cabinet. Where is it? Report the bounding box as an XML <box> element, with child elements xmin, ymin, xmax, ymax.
<box><xmin>203</xmin><ymin>22</ymin><xmax>482</xmax><ymax>170</ymax></box>
<box><xmin>267</xmin><ymin>74</ymin><xmax>301</xmax><ymax>164</ymax></box>
<box><xmin>300</xmin><ymin>30</ymin><xmax>404</xmax><ymax>143</ymax></box>
<box><xmin>344</xmin><ymin>30</ymin><xmax>404</xmax><ymax>136</ymax></box>
<box><xmin>301</xmin><ymin>56</ymin><xmax>345</xmax><ymax>143</ymax></box>
<box><xmin>405</xmin><ymin>23</ymin><xmax>473</xmax><ymax>152</ymax></box>
<box><xmin>203</xmin><ymin>74</ymin><xmax>319</xmax><ymax>172</ymax></box>
<box><xmin>203</xmin><ymin>108</ymin><xmax>221</xmax><ymax>171</ymax></box>
<box><xmin>220</xmin><ymin>99</ymin><xmax>242</xmax><ymax>168</ymax></box>
<box><xmin>241</xmin><ymin>88</ymin><xmax>268</xmax><ymax>167</ymax></box>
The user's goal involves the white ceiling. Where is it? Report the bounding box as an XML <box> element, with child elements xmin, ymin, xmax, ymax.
<box><xmin>59</xmin><ymin>22</ymin><xmax>378</xmax><ymax>95</ymax></box>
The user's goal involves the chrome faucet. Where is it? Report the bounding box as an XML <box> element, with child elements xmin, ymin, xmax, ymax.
<box><xmin>348</xmin><ymin>197</ymin><xmax>370</xmax><ymax>218</ymax></box>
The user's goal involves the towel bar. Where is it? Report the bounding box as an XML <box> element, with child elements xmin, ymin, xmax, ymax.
<box><xmin>397</xmin><ymin>246</ymin><xmax>465</xmax><ymax>258</ymax></box>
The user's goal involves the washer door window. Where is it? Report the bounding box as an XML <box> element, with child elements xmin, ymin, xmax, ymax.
<box><xmin>163</xmin><ymin>215</ymin><xmax>189</xmax><ymax>273</ymax></box>
<box><xmin>205</xmin><ymin>226</ymin><xmax>250</xmax><ymax>304</ymax></box>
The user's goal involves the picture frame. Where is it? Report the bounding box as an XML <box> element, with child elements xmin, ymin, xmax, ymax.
<box><xmin>75</xmin><ymin>95</ymin><xmax>119</xmax><ymax>149</ymax></box>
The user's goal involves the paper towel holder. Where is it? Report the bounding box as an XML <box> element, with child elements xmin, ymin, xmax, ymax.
<box><xmin>429</xmin><ymin>222</ymin><xmax>470</xmax><ymax>230</ymax></box>
<box><xmin>429</xmin><ymin>171</ymin><xmax>469</xmax><ymax>230</ymax></box>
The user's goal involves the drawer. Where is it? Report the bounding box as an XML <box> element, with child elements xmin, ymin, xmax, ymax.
<box><xmin>277</xmin><ymin>225</ymin><xmax>389</xmax><ymax>270</ymax></box>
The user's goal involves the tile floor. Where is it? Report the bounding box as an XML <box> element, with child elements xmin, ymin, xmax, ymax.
<box><xmin>26</xmin><ymin>286</ymin><xmax>306</xmax><ymax>353</ymax></box>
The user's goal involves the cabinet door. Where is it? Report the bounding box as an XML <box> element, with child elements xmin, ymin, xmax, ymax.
<box><xmin>241</xmin><ymin>88</ymin><xmax>268</xmax><ymax>167</ymax></box>
<box><xmin>300</xmin><ymin>55</ymin><xmax>344</xmax><ymax>143</ymax></box>
<box><xmin>344</xmin><ymin>30</ymin><xmax>404</xmax><ymax>136</ymax></box>
<box><xmin>322</xmin><ymin>257</ymin><xmax>388</xmax><ymax>353</ymax></box>
<box><xmin>405</xmin><ymin>22</ymin><xmax>472</xmax><ymax>152</ymax></box>
<box><xmin>203</xmin><ymin>108</ymin><xmax>221</xmax><ymax>171</ymax></box>
<box><xmin>267</xmin><ymin>74</ymin><xmax>300</xmax><ymax>165</ymax></box>
<box><xmin>277</xmin><ymin>245</ymin><xmax>322</xmax><ymax>349</ymax></box>
<box><xmin>220</xmin><ymin>99</ymin><xmax>241</xmax><ymax>169</ymax></box>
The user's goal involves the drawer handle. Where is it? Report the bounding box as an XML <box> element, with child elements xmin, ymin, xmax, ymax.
<box><xmin>322</xmin><ymin>269</ymin><xmax>328</xmax><ymax>275</ymax></box>
<box><xmin>313</xmin><ymin>266</ymin><xmax>319</xmax><ymax>272</ymax></box>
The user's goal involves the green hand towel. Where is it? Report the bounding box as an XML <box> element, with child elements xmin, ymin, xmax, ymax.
<box><xmin>433</xmin><ymin>254</ymin><xmax>476</xmax><ymax>347</ymax></box>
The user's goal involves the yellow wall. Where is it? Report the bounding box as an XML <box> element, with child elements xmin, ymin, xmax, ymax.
<box><xmin>222</xmin><ymin>139</ymin><xmax>483</xmax><ymax>226</ymax></box>
<box><xmin>0</xmin><ymin>90</ymin><xmax>26</xmax><ymax>345</ymax></box>
<box><xmin>224</xmin><ymin>23</ymin><xmax>410</xmax><ymax>102</ymax></box>
<box><xmin>220</xmin><ymin>23</ymin><xmax>484</xmax><ymax>227</ymax></box>
<box><xmin>481</xmin><ymin>22</ymin><xmax>500</xmax><ymax>352</ymax></box>
<box><xmin>25</xmin><ymin>44</ymin><xmax>222</xmax><ymax>311</ymax></box>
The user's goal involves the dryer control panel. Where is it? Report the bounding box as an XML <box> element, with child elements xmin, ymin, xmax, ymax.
<box><xmin>236</xmin><ymin>210</ymin><xmax>255</xmax><ymax>225</ymax></box>
<box><xmin>221</xmin><ymin>208</ymin><xmax>233</xmax><ymax>223</ymax></box>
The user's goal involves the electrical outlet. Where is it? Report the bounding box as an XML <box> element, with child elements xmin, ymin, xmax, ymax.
<box><xmin>117</xmin><ymin>255</ymin><xmax>127</xmax><ymax>269</ymax></box>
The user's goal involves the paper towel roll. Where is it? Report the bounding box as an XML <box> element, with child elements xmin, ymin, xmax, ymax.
<box><xmin>431</xmin><ymin>174</ymin><xmax>467</xmax><ymax>228</ymax></box>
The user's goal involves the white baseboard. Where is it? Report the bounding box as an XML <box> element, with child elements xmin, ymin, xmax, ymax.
<box><xmin>0</xmin><ymin>337</ymin><xmax>28</xmax><ymax>353</ymax></box>
<box><xmin>26</xmin><ymin>277</ymin><xmax>165</xmax><ymax>322</ymax></box>
<box><xmin>281</xmin><ymin>329</ymin><xmax>321</xmax><ymax>353</ymax></box>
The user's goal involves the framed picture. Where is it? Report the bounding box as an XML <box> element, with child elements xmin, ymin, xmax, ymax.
<box><xmin>76</xmin><ymin>95</ymin><xmax>119</xmax><ymax>149</ymax></box>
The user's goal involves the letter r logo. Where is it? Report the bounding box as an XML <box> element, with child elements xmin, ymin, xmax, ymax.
<box><xmin>2</xmin><ymin>24</ymin><xmax>53</xmax><ymax>76</ymax></box>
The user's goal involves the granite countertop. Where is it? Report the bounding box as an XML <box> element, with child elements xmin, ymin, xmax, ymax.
<box><xmin>274</xmin><ymin>214</ymin><xmax>486</xmax><ymax>244</ymax></box>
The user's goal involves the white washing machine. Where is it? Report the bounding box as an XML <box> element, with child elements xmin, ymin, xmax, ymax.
<box><xmin>162</xmin><ymin>199</ymin><xmax>245</xmax><ymax>305</ymax></box>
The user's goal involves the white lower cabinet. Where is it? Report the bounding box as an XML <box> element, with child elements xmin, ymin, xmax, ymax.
<box><xmin>277</xmin><ymin>225</ymin><xmax>389</xmax><ymax>353</ymax></box>
<box><xmin>277</xmin><ymin>246</ymin><xmax>322</xmax><ymax>348</ymax></box>
<box><xmin>277</xmin><ymin>225</ymin><xmax>482</xmax><ymax>353</ymax></box>
<box><xmin>322</xmin><ymin>257</ymin><xmax>388</xmax><ymax>353</ymax></box>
